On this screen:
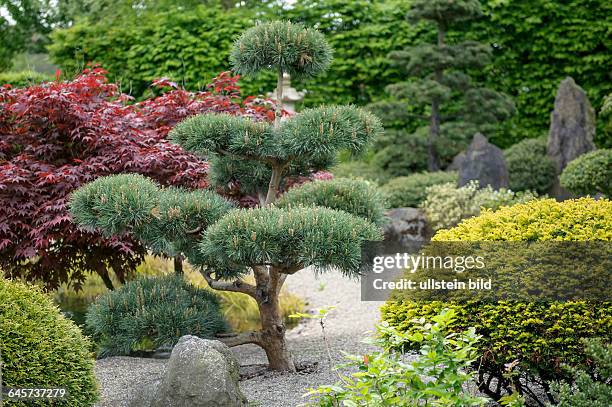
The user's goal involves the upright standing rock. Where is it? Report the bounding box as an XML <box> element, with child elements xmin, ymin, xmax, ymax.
<box><xmin>458</xmin><ymin>133</ymin><xmax>509</xmax><ymax>190</ymax></box>
<box><xmin>547</xmin><ymin>77</ymin><xmax>596</xmax><ymax>198</ymax></box>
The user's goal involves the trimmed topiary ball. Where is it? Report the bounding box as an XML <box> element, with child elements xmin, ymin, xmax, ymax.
<box><xmin>86</xmin><ymin>275</ymin><xmax>227</xmax><ymax>357</ymax></box>
<box><xmin>560</xmin><ymin>149</ymin><xmax>611</xmax><ymax>197</ymax></box>
<box><xmin>382</xmin><ymin>198</ymin><xmax>612</xmax><ymax>403</ymax></box>
<box><xmin>381</xmin><ymin>171</ymin><xmax>457</xmax><ymax>208</ymax></box>
<box><xmin>230</xmin><ymin>21</ymin><xmax>333</xmax><ymax>79</ymax></box>
<box><xmin>0</xmin><ymin>278</ymin><xmax>99</xmax><ymax>406</ymax></box>
<box><xmin>504</xmin><ymin>137</ymin><xmax>555</xmax><ymax>194</ymax></box>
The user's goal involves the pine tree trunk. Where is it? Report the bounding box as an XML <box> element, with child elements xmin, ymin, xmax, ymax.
<box><xmin>173</xmin><ymin>255</ymin><xmax>184</xmax><ymax>275</ymax></box>
<box><xmin>257</xmin><ymin>295</ymin><xmax>296</xmax><ymax>372</ymax></box>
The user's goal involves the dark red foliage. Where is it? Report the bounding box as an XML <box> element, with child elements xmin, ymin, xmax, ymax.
<box><xmin>0</xmin><ymin>68</ymin><xmax>273</xmax><ymax>290</ymax></box>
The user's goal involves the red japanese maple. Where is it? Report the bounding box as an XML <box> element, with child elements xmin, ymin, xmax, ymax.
<box><xmin>0</xmin><ymin>68</ymin><xmax>273</xmax><ymax>289</ymax></box>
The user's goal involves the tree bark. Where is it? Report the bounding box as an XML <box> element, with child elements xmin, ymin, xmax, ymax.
<box><xmin>257</xmin><ymin>292</ymin><xmax>296</xmax><ymax>371</ymax></box>
<box><xmin>99</xmin><ymin>270</ymin><xmax>115</xmax><ymax>290</ymax></box>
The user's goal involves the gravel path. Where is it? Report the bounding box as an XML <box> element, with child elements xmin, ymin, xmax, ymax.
<box><xmin>94</xmin><ymin>270</ymin><xmax>384</xmax><ymax>407</ymax></box>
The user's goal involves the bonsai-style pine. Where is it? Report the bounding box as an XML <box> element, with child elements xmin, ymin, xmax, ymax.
<box><xmin>383</xmin><ymin>0</ymin><xmax>514</xmax><ymax>170</ymax></box>
<box><xmin>69</xmin><ymin>21</ymin><xmax>385</xmax><ymax>371</ymax></box>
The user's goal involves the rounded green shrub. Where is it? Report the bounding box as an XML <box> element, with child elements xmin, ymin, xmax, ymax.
<box><xmin>382</xmin><ymin>198</ymin><xmax>612</xmax><ymax>402</ymax></box>
<box><xmin>277</xmin><ymin>177</ymin><xmax>387</xmax><ymax>226</ymax></box>
<box><xmin>560</xmin><ymin>149</ymin><xmax>611</xmax><ymax>197</ymax></box>
<box><xmin>381</xmin><ymin>171</ymin><xmax>457</xmax><ymax>208</ymax></box>
<box><xmin>0</xmin><ymin>278</ymin><xmax>99</xmax><ymax>406</ymax></box>
<box><xmin>504</xmin><ymin>137</ymin><xmax>556</xmax><ymax>193</ymax></box>
<box><xmin>86</xmin><ymin>275</ymin><xmax>227</xmax><ymax>357</ymax></box>
<box><xmin>0</xmin><ymin>70</ymin><xmax>51</xmax><ymax>88</ymax></box>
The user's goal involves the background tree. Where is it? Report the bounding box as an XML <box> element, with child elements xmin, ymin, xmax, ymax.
<box><xmin>0</xmin><ymin>68</ymin><xmax>272</xmax><ymax>290</ymax></box>
<box><xmin>377</xmin><ymin>0</ymin><xmax>514</xmax><ymax>171</ymax></box>
<box><xmin>69</xmin><ymin>21</ymin><xmax>386</xmax><ymax>371</ymax></box>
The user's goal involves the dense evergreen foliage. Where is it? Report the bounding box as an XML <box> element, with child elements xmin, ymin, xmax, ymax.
<box><xmin>70</xmin><ymin>22</ymin><xmax>386</xmax><ymax>371</ymax></box>
<box><xmin>382</xmin><ymin>171</ymin><xmax>457</xmax><ymax>208</ymax></box>
<box><xmin>0</xmin><ymin>278</ymin><xmax>99</xmax><ymax>406</ymax></box>
<box><xmin>378</xmin><ymin>0</ymin><xmax>514</xmax><ymax>171</ymax></box>
<box><xmin>383</xmin><ymin>198</ymin><xmax>612</xmax><ymax>403</ymax></box>
<box><xmin>86</xmin><ymin>275</ymin><xmax>227</xmax><ymax>357</ymax></box>
<box><xmin>504</xmin><ymin>137</ymin><xmax>556</xmax><ymax>194</ymax></box>
<box><xmin>560</xmin><ymin>149</ymin><xmax>611</xmax><ymax>197</ymax></box>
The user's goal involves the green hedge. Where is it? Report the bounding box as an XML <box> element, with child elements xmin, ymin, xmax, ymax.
<box><xmin>49</xmin><ymin>6</ymin><xmax>262</xmax><ymax>98</ymax></box>
<box><xmin>0</xmin><ymin>278</ymin><xmax>99</xmax><ymax>406</ymax></box>
<box><xmin>86</xmin><ymin>275</ymin><xmax>227</xmax><ymax>357</ymax></box>
<box><xmin>560</xmin><ymin>149</ymin><xmax>611</xmax><ymax>197</ymax></box>
<box><xmin>381</xmin><ymin>171</ymin><xmax>457</xmax><ymax>208</ymax></box>
<box><xmin>504</xmin><ymin>137</ymin><xmax>555</xmax><ymax>194</ymax></box>
<box><xmin>382</xmin><ymin>198</ymin><xmax>612</xmax><ymax>402</ymax></box>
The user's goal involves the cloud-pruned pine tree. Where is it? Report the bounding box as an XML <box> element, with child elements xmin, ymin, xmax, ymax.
<box><xmin>70</xmin><ymin>21</ymin><xmax>385</xmax><ymax>371</ymax></box>
<box><xmin>382</xmin><ymin>0</ymin><xmax>515</xmax><ymax>170</ymax></box>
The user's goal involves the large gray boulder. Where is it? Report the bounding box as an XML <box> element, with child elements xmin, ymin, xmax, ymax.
<box><xmin>130</xmin><ymin>336</ymin><xmax>247</xmax><ymax>407</ymax></box>
<box><xmin>458</xmin><ymin>133</ymin><xmax>509</xmax><ymax>190</ymax></box>
<box><xmin>547</xmin><ymin>77</ymin><xmax>596</xmax><ymax>198</ymax></box>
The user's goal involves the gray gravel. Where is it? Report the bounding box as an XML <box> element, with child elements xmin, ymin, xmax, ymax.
<box><xmin>94</xmin><ymin>270</ymin><xmax>384</xmax><ymax>407</ymax></box>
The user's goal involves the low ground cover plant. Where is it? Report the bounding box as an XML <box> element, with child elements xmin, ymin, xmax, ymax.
<box><xmin>382</xmin><ymin>198</ymin><xmax>612</xmax><ymax>405</ymax></box>
<box><xmin>0</xmin><ymin>278</ymin><xmax>99</xmax><ymax>406</ymax></box>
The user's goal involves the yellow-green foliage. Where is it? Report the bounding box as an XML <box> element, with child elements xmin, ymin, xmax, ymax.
<box><xmin>433</xmin><ymin>197</ymin><xmax>612</xmax><ymax>241</ymax></box>
<box><xmin>381</xmin><ymin>197</ymin><xmax>612</xmax><ymax>399</ymax></box>
<box><xmin>1</xmin><ymin>278</ymin><xmax>99</xmax><ymax>406</ymax></box>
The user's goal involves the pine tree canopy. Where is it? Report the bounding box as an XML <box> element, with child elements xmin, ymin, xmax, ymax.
<box><xmin>199</xmin><ymin>206</ymin><xmax>381</xmax><ymax>279</ymax></box>
<box><xmin>230</xmin><ymin>20</ymin><xmax>333</xmax><ymax>79</ymax></box>
<box><xmin>277</xmin><ymin>178</ymin><xmax>387</xmax><ymax>226</ymax></box>
<box><xmin>169</xmin><ymin>105</ymin><xmax>383</xmax><ymax>178</ymax></box>
<box><xmin>407</xmin><ymin>0</ymin><xmax>482</xmax><ymax>27</ymax></box>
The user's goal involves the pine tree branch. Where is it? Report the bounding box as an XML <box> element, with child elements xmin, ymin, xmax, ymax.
<box><xmin>203</xmin><ymin>271</ymin><xmax>257</xmax><ymax>298</ymax></box>
<box><xmin>216</xmin><ymin>331</ymin><xmax>262</xmax><ymax>347</ymax></box>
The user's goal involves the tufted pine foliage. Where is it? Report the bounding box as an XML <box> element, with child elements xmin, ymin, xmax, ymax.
<box><xmin>230</xmin><ymin>21</ymin><xmax>333</xmax><ymax>80</ymax></box>
<box><xmin>382</xmin><ymin>198</ymin><xmax>612</xmax><ymax>404</ymax></box>
<box><xmin>560</xmin><ymin>149</ymin><xmax>612</xmax><ymax>197</ymax></box>
<box><xmin>277</xmin><ymin>178</ymin><xmax>387</xmax><ymax>226</ymax></box>
<box><xmin>0</xmin><ymin>278</ymin><xmax>99</xmax><ymax>406</ymax></box>
<box><xmin>381</xmin><ymin>171</ymin><xmax>457</xmax><ymax>208</ymax></box>
<box><xmin>69</xmin><ymin>22</ymin><xmax>386</xmax><ymax>372</ymax></box>
<box><xmin>504</xmin><ymin>137</ymin><xmax>556</xmax><ymax>194</ymax></box>
<box><xmin>86</xmin><ymin>275</ymin><xmax>226</xmax><ymax>357</ymax></box>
